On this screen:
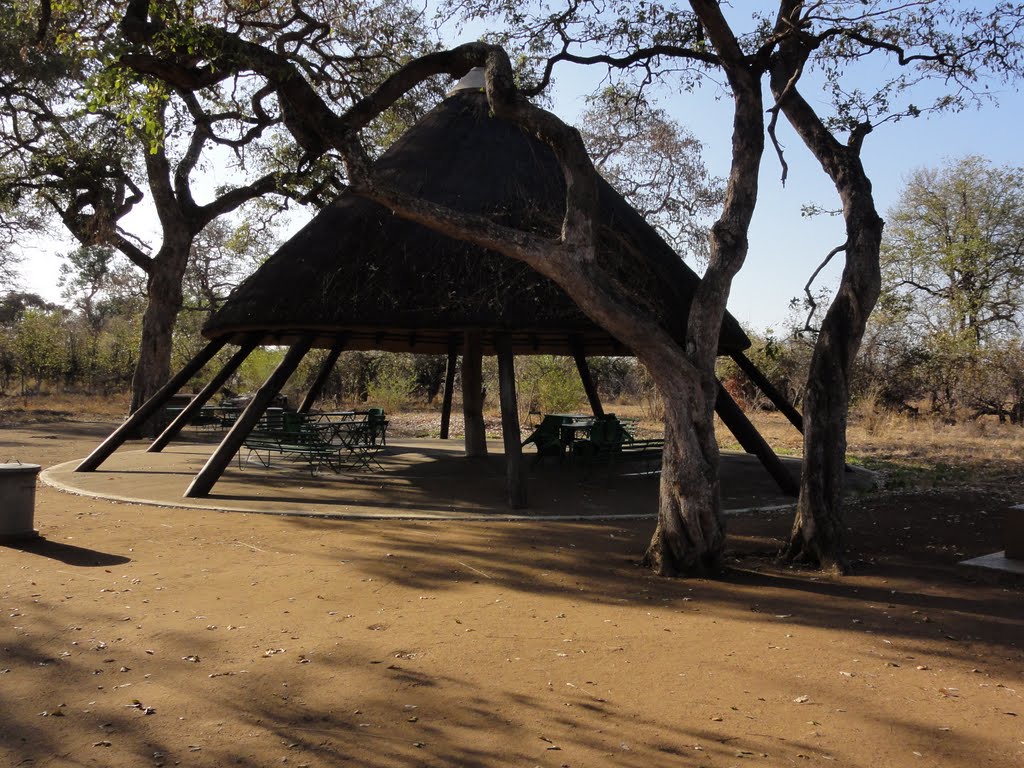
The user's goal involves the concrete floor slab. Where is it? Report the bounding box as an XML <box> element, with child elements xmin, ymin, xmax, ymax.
<box><xmin>958</xmin><ymin>551</ymin><xmax>1024</xmax><ymax>575</ymax></box>
<box><xmin>38</xmin><ymin>437</ymin><xmax>858</xmax><ymax>521</ymax></box>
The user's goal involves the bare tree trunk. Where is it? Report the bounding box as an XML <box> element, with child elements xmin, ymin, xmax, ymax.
<box><xmin>642</xmin><ymin>370</ymin><xmax>724</xmax><ymax>576</ymax></box>
<box><xmin>786</xmin><ymin>208</ymin><xmax>882</xmax><ymax>573</ymax></box>
<box><xmin>636</xmin><ymin>1</ymin><xmax>765</xmax><ymax>575</ymax></box>
<box><xmin>129</xmin><ymin>241</ymin><xmax>190</xmax><ymax>436</ymax></box>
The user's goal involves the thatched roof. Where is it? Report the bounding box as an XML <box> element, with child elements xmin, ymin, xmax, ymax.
<box><xmin>203</xmin><ymin>89</ymin><xmax>750</xmax><ymax>356</ymax></box>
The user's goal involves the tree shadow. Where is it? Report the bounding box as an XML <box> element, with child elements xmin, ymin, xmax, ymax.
<box><xmin>270</xmin><ymin>492</ymin><xmax>1024</xmax><ymax>671</ymax></box>
<box><xmin>2</xmin><ymin>487</ymin><xmax>1021</xmax><ymax>768</ymax></box>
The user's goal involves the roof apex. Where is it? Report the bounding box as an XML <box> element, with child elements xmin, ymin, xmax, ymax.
<box><xmin>446</xmin><ymin>67</ymin><xmax>486</xmax><ymax>96</ymax></box>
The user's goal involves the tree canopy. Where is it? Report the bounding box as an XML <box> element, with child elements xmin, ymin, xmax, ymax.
<box><xmin>1</xmin><ymin>0</ymin><xmax>445</xmax><ymax>428</ymax></box>
<box><xmin>882</xmin><ymin>155</ymin><xmax>1024</xmax><ymax>346</ymax></box>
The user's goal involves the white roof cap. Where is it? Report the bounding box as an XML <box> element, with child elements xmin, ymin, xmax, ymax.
<box><xmin>446</xmin><ymin>67</ymin><xmax>487</xmax><ymax>96</ymax></box>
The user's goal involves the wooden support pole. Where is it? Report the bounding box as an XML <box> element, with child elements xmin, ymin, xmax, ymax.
<box><xmin>569</xmin><ymin>335</ymin><xmax>604</xmax><ymax>417</ymax></box>
<box><xmin>439</xmin><ymin>335</ymin><xmax>458</xmax><ymax>440</ymax></box>
<box><xmin>298</xmin><ymin>333</ymin><xmax>349</xmax><ymax>414</ymax></box>
<box><xmin>730</xmin><ymin>351</ymin><xmax>804</xmax><ymax>434</ymax></box>
<box><xmin>185</xmin><ymin>336</ymin><xmax>315</xmax><ymax>498</ymax></box>
<box><xmin>76</xmin><ymin>338</ymin><xmax>228</xmax><ymax>472</ymax></box>
<box><xmin>496</xmin><ymin>333</ymin><xmax>527</xmax><ymax>509</ymax></box>
<box><xmin>148</xmin><ymin>334</ymin><xmax>261</xmax><ymax>453</ymax></box>
<box><xmin>461</xmin><ymin>330</ymin><xmax>487</xmax><ymax>457</ymax></box>
<box><xmin>715</xmin><ymin>381</ymin><xmax>799</xmax><ymax>496</ymax></box>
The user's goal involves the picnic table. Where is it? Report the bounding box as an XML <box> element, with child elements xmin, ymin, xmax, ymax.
<box><xmin>242</xmin><ymin>408</ymin><xmax>388</xmax><ymax>474</ymax></box>
<box><xmin>521</xmin><ymin>413</ymin><xmax>591</xmax><ymax>464</ymax></box>
<box><xmin>522</xmin><ymin>413</ymin><xmax>663</xmax><ymax>472</ymax></box>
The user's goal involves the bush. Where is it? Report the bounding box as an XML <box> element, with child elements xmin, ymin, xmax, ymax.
<box><xmin>366</xmin><ymin>353</ymin><xmax>418</xmax><ymax>413</ymax></box>
<box><xmin>516</xmin><ymin>355</ymin><xmax>586</xmax><ymax>415</ymax></box>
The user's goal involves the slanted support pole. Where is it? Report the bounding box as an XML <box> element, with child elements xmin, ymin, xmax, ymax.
<box><xmin>496</xmin><ymin>333</ymin><xmax>527</xmax><ymax>508</ymax></box>
<box><xmin>569</xmin><ymin>335</ymin><xmax>604</xmax><ymax>417</ymax></box>
<box><xmin>76</xmin><ymin>338</ymin><xmax>228</xmax><ymax>472</ymax></box>
<box><xmin>439</xmin><ymin>335</ymin><xmax>459</xmax><ymax>440</ymax></box>
<box><xmin>462</xmin><ymin>330</ymin><xmax>487</xmax><ymax>457</ymax></box>
<box><xmin>298</xmin><ymin>333</ymin><xmax>350</xmax><ymax>414</ymax></box>
<box><xmin>715</xmin><ymin>381</ymin><xmax>798</xmax><ymax>496</ymax></box>
<box><xmin>148</xmin><ymin>334</ymin><xmax>261</xmax><ymax>453</ymax></box>
<box><xmin>185</xmin><ymin>336</ymin><xmax>315</xmax><ymax>498</ymax></box>
<box><xmin>730</xmin><ymin>351</ymin><xmax>804</xmax><ymax>434</ymax></box>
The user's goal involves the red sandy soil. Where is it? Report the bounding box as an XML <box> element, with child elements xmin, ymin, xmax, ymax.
<box><xmin>1</xmin><ymin>420</ymin><xmax>1022</xmax><ymax>768</ymax></box>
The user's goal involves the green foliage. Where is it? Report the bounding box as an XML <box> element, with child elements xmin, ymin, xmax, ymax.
<box><xmin>59</xmin><ymin>245</ymin><xmax>145</xmax><ymax>328</ymax></box>
<box><xmin>10</xmin><ymin>307</ymin><xmax>69</xmax><ymax>392</ymax></box>
<box><xmin>365</xmin><ymin>353</ymin><xmax>418</xmax><ymax>413</ymax></box>
<box><xmin>882</xmin><ymin>155</ymin><xmax>1024</xmax><ymax>345</ymax></box>
<box><xmin>717</xmin><ymin>328</ymin><xmax>811</xmax><ymax>412</ymax></box>
<box><xmin>864</xmin><ymin>155</ymin><xmax>1024</xmax><ymax>419</ymax></box>
<box><xmin>234</xmin><ymin>347</ymin><xmax>284</xmax><ymax>394</ymax></box>
<box><xmin>586</xmin><ymin>356</ymin><xmax>637</xmax><ymax>401</ymax></box>
<box><xmin>516</xmin><ymin>355</ymin><xmax>586</xmax><ymax>415</ymax></box>
<box><xmin>93</xmin><ymin>312</ymin><xmax>140</xmax><ymax>392</ymax></box>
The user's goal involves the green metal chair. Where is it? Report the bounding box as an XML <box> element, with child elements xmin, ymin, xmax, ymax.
<box><xmin>521</xmin><ymin>415</ymin><xmax>566</xmax><ymax>465</ymax></box>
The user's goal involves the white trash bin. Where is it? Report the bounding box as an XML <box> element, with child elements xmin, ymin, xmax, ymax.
<box><xmin>0</xmin><ymin>463</ymin><xmax>41</xmax><ymax>542</ymax></box>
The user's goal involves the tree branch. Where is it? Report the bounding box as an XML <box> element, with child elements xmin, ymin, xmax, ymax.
<box><xmin>802</xmin><ymin>240</ymin><xmax>848</xmax><ymax>333</ymax></box>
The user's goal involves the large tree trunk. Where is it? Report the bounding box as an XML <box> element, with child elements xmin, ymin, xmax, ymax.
<box><xmin>129</xmin><ymin>240</ymin><xmax>191</xmax><ymax>436</ymax></box>
<box><xmin>786</xmin><ymin>206</ymin><xmax>883</xmax><ymax>573</ymax></box>
<box><xmin>642</xmin><ymin>369</ymin><xmax>724</xmax><ymax>576</ymax></box>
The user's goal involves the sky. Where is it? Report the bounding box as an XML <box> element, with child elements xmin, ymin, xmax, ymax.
<box><xmin>10</xmin><ymin>4</ymin><xmax>1024</xmax><ymax>336</ymax></box>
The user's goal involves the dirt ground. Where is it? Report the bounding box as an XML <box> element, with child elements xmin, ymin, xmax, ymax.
<box><xmin>2</xmin><ymin>419</ymin><xmax>1023</xmax><ymax>768</ymax></box>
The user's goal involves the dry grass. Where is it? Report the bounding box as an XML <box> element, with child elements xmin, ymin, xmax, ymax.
<box><xmin>0</xmin><ymin>390</ymin><xmax>130</xmax><ymax>426</ymax></box>
<box><xmin>742</xmin><ymin>407</ymin><xmax>1024</xmax><ymax>490</ymax></box>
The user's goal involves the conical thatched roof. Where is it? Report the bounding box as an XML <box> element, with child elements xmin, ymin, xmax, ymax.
<box><xmin>203</xmin><ymin>89</ymin><xmax>750</xmax><ymax>356</ymax></box>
